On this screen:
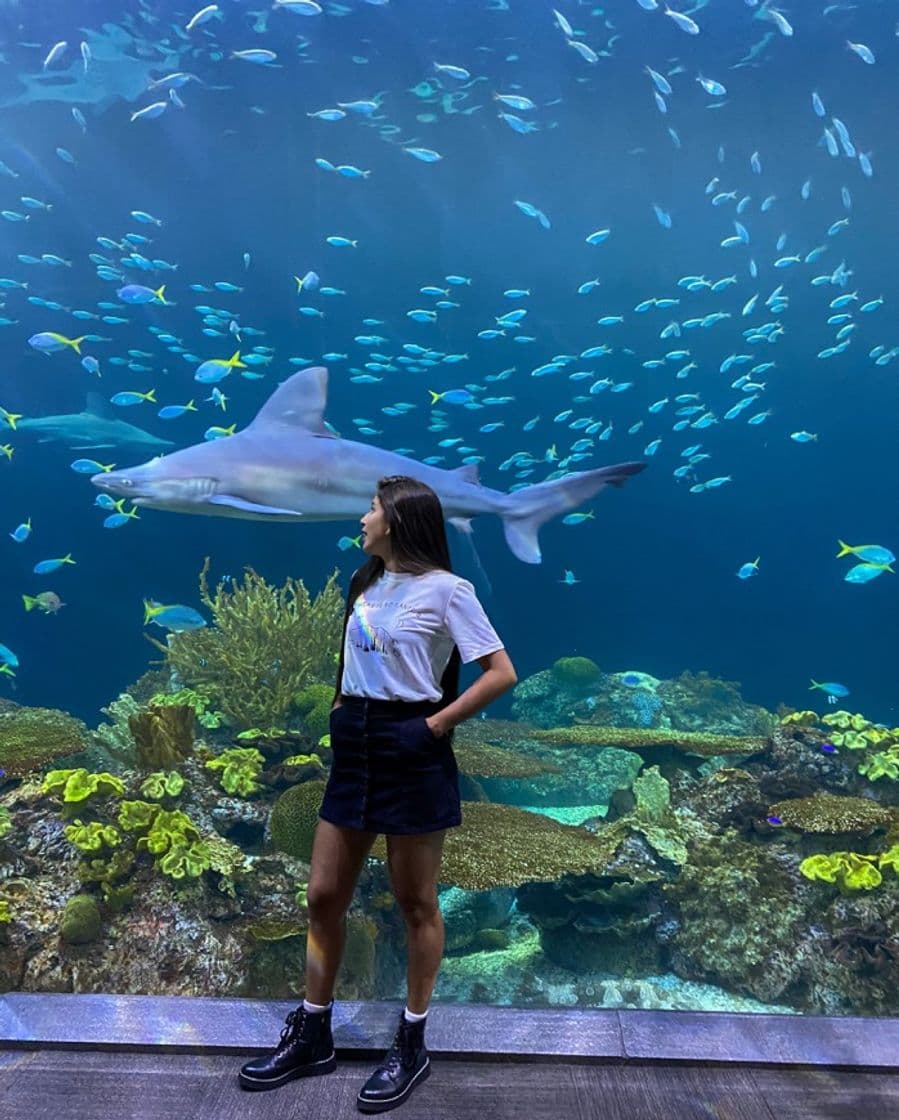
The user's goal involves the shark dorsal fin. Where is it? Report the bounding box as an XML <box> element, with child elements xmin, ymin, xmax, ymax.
<box><xmin>245</xmin><ymin>366</ymin><xmax>335</xmax><ymax>437</ymax></box>
<box><xmin>85</xmin><ymin>392</ymin><xmax>115</xmax><ymax>420</ymax></box>
<box><xmin>453</xmin><ymin>463</ymin><xmax>480</xmax><ymax>486</ymax></box>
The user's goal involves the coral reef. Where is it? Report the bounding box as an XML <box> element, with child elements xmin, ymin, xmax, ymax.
<box><xmin>513</xmin><ymin>664</ymin><xmax>776</xmax><ymax>738</ymax></box>
<box><xmin>292</xmin><ymin>682</ymin><xmax>335</xmax><ymax>740</ymax></box>
<box><xmin>800</xmin><ymin>846</ymin><xmax>899</xmax><ymax>892</ymax></box>
<box><xmin>269</xmin><ymin>779</ymin><xmax>329</xmax><ymax>863</ymax></box>
<box><xmin>60</xmin><ymin>894</ymin><xmax>102</xmax><ymax>945</ymax></box>
<box><xmin>528</xmin><ymin>723</ymin><xmax>769</xmax><ymax>758</ymax></box>
<box><xmin>657</xmin><ymin>670</ymin><xmax>776</xmax><ymax>736</ymax></box>
<box><xmin>93</xmin><ymin>693</ymin><xmax>141</xmax><ymax>758</ymax></box>
<box><xmin>205</xmin><ymin>746</ymin><xmax>267</xmax><ymax>797</ymax></box>
<box><xmin>450</xmin><ymin>720</ymin><xmax>563</xmax><ymax>780</ymax></box>
<box><xmin>149</xmin><ymin>559</ymin><xmax>345</xmax><ymax>730</ymax></box>
<box><xmin>0</xmin><ymin>704</ymin><xmax>91</xmax><ymax>777</ymax></box>
<box><xmin>7</xmin><ymin>633</ymin><xmax>899</xmax><ymax>1018</ymax></box>
<box><xmin>510</xmin><ymin>668</ymin><xmax>587</xmax><ymax>728</ymax></box>
<box><xmin>663</xmin><ymin>826</ymin><xmax>813</xmax><ymax>1003</ymax></box>
<box><xmin>767</xmin><ymin>791</ymin><xmax>896</xmax><ymax>835</ymax></box>
<box><xmin>127</xmin><ymin>704</ymin><xmax>196</xmax><ymax>770</ymax></box>
<box><xmin>148</xmin><ymin>687</ymin><xmax>224</xmax><ymax>730</ymax></box>
<box><xmin>365</xmin><ymin>774</ymin><xmax>699</xmax><ymax>893</ymax></box>
<box><xmin>550</xmin><ymin>656</ymin><xmax>602</xmax><ymax>688</ymax></box>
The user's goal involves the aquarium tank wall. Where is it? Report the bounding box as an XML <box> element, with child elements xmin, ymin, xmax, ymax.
<box><xmin>1</xmin><ymin>0</ymin><xmax>898</xmax><ymax>1019</ymax></box>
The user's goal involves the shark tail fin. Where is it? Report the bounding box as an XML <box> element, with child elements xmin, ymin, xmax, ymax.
<box><xmin>499</xmin><ymin>461</ymin><xmax>647</xmax><ymax>564</ymax></box>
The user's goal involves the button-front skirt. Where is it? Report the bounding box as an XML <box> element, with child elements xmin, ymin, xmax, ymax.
<box><xmin>318</xmin><ymin>695</ymin><xmax>463</xmax><ymax>835</ymax></box>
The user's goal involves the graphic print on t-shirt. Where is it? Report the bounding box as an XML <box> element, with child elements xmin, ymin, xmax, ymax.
<box><xmin>347</xmin><ymin>594</ymin><xmax>424</xmax><ymax>662</ymax></box>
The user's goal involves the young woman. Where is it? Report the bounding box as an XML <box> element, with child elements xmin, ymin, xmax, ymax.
<box><xmin>240</xmin><ymin>474</ymin><xmax>518</xmax><ymax>1112</ymax></box>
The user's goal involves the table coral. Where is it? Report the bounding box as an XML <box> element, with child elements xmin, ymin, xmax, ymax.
<box><xmin>528</xmin><ymin>724</ymin><xmax>769</xmax><ymax>758</ymax></box>
<box><xmin>0</xmin><ymin>705</ymin><xmax>91</xmax><ymax>777</ymax></box>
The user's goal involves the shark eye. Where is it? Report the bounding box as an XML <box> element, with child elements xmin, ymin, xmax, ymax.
<box><xmin>119</xmin><ymin>478</ymin><xmax>133</xmax><ymax>487</ymax></box>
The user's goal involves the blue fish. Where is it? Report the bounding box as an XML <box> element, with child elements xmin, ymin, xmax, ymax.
<box><xmin>33</xmin><ymin>554</ymin><xmax>76</xmax><ymax>575</ymax></box>
<box><xmin>809</xmin><ymin>680</ymin><xmax>849</xmax><ymax>704</ymax></box>
<box><xmin>9</xmin><ymin>517</ymin><xmax>31</xmax><ymax>543</ymax></box>
<box><xmin>143</xmin><ymin>600</ymin><xmax>207</xmax><ymax>631</ymax></box>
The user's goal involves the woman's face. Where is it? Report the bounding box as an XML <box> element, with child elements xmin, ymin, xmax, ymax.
<box><xmin>360</xmin><ymin>492</ymin><xmax>391</xmax><ymax>557</ymax></box>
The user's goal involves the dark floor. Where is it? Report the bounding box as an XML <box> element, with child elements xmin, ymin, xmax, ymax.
<box><xmin>1</xmin><ymin>1048</ymin><xmax>897</xmax><ymax>1120</ymax></box>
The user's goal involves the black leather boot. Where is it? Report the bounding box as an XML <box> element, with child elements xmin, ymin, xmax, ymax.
<box><xmin>238</xmin><ymin>1003</ymin><xmax>337</xmax><ymax>1091</ymax></box>
<box><xmin>356</xmin><ymin>1008</ymin><xmax>431</xmax><ymax>1113</ymax></box>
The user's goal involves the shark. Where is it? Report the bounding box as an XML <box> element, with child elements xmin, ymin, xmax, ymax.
<box><xmin>91</xmin><ymin>366</ymin><xmax>646</xmax><ymax>564</ymax></box>
<box><xmin>17</xmin><ymin>393</ymin><xmax>175</xmax><ymax>454</ymax></box>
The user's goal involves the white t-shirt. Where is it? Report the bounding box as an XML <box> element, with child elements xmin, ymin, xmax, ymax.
<box><xmin>340</xmin><ymin>568</ymin><xmax>505</xmax><ymax>702</ymax></box>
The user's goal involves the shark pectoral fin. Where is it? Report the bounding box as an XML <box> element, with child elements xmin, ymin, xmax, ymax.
<box><xmin>206</xmin><ymin>494</ymin><xmax>302</xmax><ymax>517</ymax></box>
<box><xmin>447</xmin><ymin>516</ymin><xmax>493</xmax><ymax>596</ymax></box>
<box><xmin>72</xmin><ymin>443</ymin><xmax>115</xmax><ymax>449</ymax></box>
<box><xmin>447</xmin><ymin>516</ymin><xmax>473</xmax><ymax>535</ymax></box>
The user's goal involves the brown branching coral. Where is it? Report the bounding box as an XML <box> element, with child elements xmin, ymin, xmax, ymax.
<box><xmin>127</xmin><ymin>704</ymin><xmax>196</xmax><ymax>769</ymax></box>
<box><xmin>147</xmin><ymin>558</ymin><xmax>345</xmax><ymax>730</ymax></box>
<box><xmin>527</xmin><ymin>724</ymin><xmax>769</xmax><ymax>758</ymax></box>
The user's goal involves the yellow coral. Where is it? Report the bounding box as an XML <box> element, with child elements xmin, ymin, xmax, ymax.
<box><xmin>780</xmin><ymin>710</ymin><xmax>820</xmax><ymax>726</ymax></box>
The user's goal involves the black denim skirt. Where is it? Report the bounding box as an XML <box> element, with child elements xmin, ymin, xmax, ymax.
<box><xmin>318</xmin><ymin>694</ymin><xmax>463</xmax><ymax>836</ymax></box>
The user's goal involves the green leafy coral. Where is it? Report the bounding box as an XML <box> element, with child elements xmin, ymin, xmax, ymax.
<box><xmin>204</xmin><ymin>746</ymin><xmax>266</xmax><ymax>796</ymax></box>
<box><xmin>39</xmin><ymin>766</ymin><xmax>249</xmax><ymax>907</ymax></box>
<box><xmin>139</xmin><ymin>770</ymin><xmax>186</xmax><ymax>800</ymax></box>
<box><xmin>41</xmin><ymin>768</ymin><xmax>126</xmax><ymax>808</ymax></box>
<box><xmin>148</xmin><ymin>686</ymin><xmax>224</xmax><ymax>729</ymax></box>
<box><xmin>147</xmin><ymin>558</ymin><xmax>345</xmax><ymax>730</ymax></box>
<box><xmin>780</xmin><ymin>708</ymin><xmax>899</xmax><ymax>783</ymax></box>
<box><xmin>800</xmin><ymin>846</ymin><xmax>899</xmax><ymax>892</ymax></box>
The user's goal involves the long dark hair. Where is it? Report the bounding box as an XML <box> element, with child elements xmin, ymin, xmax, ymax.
<box><xmin>332</xmin><ymin>475</ymin><xmax>462</xmax><ymax>723</ymax></box>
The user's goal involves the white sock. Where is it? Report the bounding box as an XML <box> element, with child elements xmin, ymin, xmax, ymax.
<box><xmin>403</xmin><ymin>1006</ymin><xmax>428</xmax><ymax>1023</ymax></box>
<box><xmin>303</xmin><ymin>998</ymin><xmax>331</xmax><ymax>1013</ymax></box>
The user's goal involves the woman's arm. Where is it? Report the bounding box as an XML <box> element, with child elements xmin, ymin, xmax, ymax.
<box><xmin>427</xmin><ymin>648</ymin><xmax>517</xmax><ymax>737</ymax></box>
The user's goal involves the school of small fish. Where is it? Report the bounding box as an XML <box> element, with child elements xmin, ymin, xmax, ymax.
<box><xmin>0</xmin><ymin>0</ymin><xmax>895</xmax><ymax>704</ymax></box>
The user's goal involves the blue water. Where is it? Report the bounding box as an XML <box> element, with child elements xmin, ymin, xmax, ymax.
<box><xmin>0</xmin><ymin>0</ymin><xmax>897</xmax><ymax>727</ymax></box>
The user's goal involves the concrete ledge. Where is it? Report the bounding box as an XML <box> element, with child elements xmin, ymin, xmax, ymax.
<box><xmin>1</xmin><ymin>994</ymin><xmax>896</xmax><ymax>1071</ymax></box>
